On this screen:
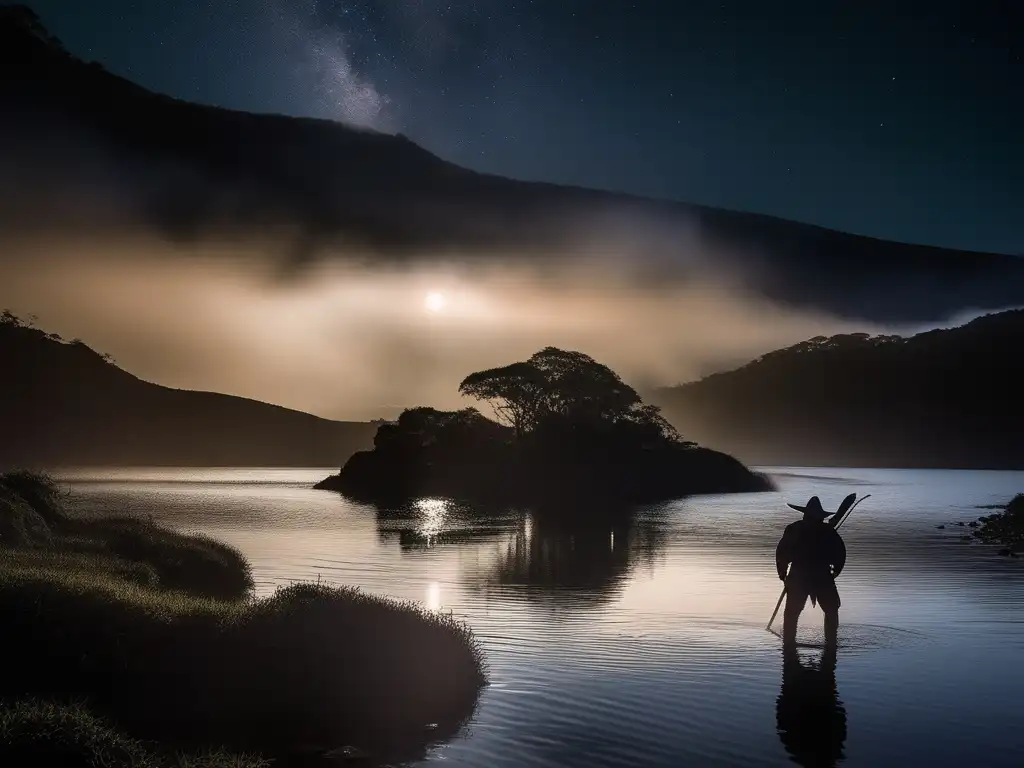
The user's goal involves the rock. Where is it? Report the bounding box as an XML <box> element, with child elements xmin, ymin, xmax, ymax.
<box><xmin>936</xmin><ymin>524</ymin><xmax>945</xmax><ymax>529</ymax></box>
<box><xmin>956</xmin><ymin>521</ymin><xmax>965</xmax><ymax>526</ymax></box>
<box><xmin>968</xmin><ymin>521</ymin><xmax>979</xmax><ymax>528</ymax></box>
<box><xmin>997</xmin><ymin>548</ymin><xmax>1013</xmax><ymax>557</ymax></box>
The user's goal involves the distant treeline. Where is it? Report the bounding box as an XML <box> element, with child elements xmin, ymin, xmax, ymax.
<box><xmin>654</xmin><ymin>310</ymin><xmax>1024</xmax><ymax>469</ymax></box>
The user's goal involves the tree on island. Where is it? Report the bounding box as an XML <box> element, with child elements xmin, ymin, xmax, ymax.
<box><xmin>317</xmin><ymin>346</ymin><xmax>769</xmax><ymax>504</ymax></box>
<box><xmin>457</xmin><ymin>346</ymin><xmax>684</xmax><ymax>446</ymax></box>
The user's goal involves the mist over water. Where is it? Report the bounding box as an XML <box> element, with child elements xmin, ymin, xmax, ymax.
<box><xmin>0</xmin><ymin>227</ymin><xmax>879</xmax><ymax>420</ymax></box>
<box><xmin>60</xmin><ymin>466</ymin><xmax>1024</xmax><ymax>767</ymax></box>
<box><xmin>2</xmin><ymin>94</ymin><xmax>1014</xmax><ymax>424</ymax></box>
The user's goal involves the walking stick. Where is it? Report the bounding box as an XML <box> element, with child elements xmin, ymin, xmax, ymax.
<box><xmin>765</xmin><ymin>493</ymin><xmax>870</xmax><ymax>632</ymax></box>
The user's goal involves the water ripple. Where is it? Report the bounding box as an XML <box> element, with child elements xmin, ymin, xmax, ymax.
<box><xmin>57</xmin><ymin>466</ymin><xmax>1024</xmax><ymax>768</ymax></box>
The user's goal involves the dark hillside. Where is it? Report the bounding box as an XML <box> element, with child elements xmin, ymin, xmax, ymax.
<box><xmin>0</xmin><ymin>314</ymin><xmax>374</xmax><ymax>467</ymax></box>
<box><xmin>654</xmin><ymin>310</ymin><xmax>1024</xmax><ymax>469</ymax></box>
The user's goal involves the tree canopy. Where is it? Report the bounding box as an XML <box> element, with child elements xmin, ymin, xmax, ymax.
<box><xmin>457</xmin><ymin>361</ymin><xmax>549</xmax><ymax>438</ymax></box>
<box><xmin>458</xmin><ymin>347</ymin><xmax>681</xmax><ymax>444</ymax></box>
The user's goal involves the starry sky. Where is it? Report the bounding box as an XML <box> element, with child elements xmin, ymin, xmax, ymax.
<box><xmin>22</xmin><ymin>0</ymin><xmax>1024</xmax><ymax>254</ymax></box>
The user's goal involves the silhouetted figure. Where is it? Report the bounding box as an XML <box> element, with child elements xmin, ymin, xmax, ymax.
<box><xmin>776</xmin><ymin>647</ymin><xmax>847</xmax><ymax>767</ymax></box>
<box><xmin>776</xmin><ymin>496</ymin><xmax>847</xmax><ymax>647</ymax></box>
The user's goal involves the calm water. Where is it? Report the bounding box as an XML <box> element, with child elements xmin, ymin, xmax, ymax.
<box><xmin>57</xmin><ymin>467</ymin><xmax>1024</xmax><ymax>767</ymax></box>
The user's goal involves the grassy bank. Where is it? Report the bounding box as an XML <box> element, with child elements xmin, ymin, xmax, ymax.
<box><xmin>0</xmin><ymin>471</ymin><xmax>486</xmax><ymax>765</ymax></box>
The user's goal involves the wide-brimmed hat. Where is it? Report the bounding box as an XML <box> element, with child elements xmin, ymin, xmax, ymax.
<box><xmin>787</xmin><ymin>495</ymin><xmax>831</xmax><ymax>519</ymax></box>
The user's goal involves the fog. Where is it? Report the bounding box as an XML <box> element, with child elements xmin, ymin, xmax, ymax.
<box><xmin>2</xmin><ymin>1</ymin><xmax>1019</xmax><ymax>428</ymax></box>
<box><xmin>0</xmin><ymin>226</ymin><xmax>879</xmax><ymax>421</ymax></box>
<box><xmin>0</xmin><ymin>112</ymin><xmax>930</xmax><ymax>425</ymax></box>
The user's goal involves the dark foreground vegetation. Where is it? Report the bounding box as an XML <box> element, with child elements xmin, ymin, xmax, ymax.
<box><xmin>974</xmin><ymin>494</ymin><xmax>1024</xmax><ymax>556</ymax></box>
<box><xmin>655</xmin><ymin>310</ymin><xmax>1024</xmax><ymax>469</ymax></box>
<box><xmin>0</xmin><ymin>699</ymin><xmax>269</xmax><ymax>768</ymax></box>
<box><xmin>317</xmin><ymin>347</ymin><xmax>771</xmax><ymax>504</ymax></box>
<box><xmin>0</xmin><ymin>471</ymin><xmax>486</xmax><ymax>766</ymax></box>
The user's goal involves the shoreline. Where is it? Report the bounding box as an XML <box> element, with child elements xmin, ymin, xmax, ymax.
<box><xmin>0</xmin><ymin>471</ymin><xmax>487</xmax><ymax>766</ymax></box>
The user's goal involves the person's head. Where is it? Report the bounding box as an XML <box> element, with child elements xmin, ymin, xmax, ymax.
<box><xmin>787</xmin><ymin>495</ymin><xmax>830</xmax><ymax>523</ymax></box>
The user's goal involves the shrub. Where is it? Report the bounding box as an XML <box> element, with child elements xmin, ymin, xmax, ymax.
<box><xmin>208</xmin><ymin>583</ymin><xmax>486</xmax><ymax>754</ymax></box>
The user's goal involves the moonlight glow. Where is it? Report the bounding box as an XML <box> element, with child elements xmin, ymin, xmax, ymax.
<box><xmin>425</xmin><ymin>292</ymin><xmax>446</xmax><ymax>312</ymax></box>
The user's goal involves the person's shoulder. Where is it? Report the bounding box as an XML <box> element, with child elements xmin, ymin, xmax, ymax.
<box><xmin>784</xmin><ymin>520</ymin><xmax>803</xmax><ymax>534</ymax></box>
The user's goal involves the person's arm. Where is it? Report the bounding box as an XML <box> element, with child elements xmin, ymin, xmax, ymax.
<box><xmin>831</xmin><ymin>532</ymin><xmax>847</xmax><ymax>578</ymax></box>
<box><xmin>776</xmin><ymin>528</ymin><xmax>793</xmax><ymax>581</ymax></box>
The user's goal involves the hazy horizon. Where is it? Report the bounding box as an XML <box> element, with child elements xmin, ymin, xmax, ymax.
<box><xmin>2</xmin><ymin>4</ymin><xmax>1020</xmax><ymax>424</ymax></box>
<box><xmin>2</xmin><ymin>226</ymin><xmax>989</xmax><ymax>423</ymax></box>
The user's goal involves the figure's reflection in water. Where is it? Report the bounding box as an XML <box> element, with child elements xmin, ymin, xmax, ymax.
<box><xmin>776</xmin><ymin>647</ymin><xmax>847</xmax><ymax>767</ymax></box>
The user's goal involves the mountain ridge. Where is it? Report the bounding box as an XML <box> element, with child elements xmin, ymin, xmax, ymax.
<box><xmin>1</xmin><ymin>5</ymin><xmax>1022</xmax><ymax>325</ymax></box>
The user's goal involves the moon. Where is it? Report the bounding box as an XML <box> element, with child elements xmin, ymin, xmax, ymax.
<box><xmin>424</xmin><ymin>292</ymin><xmax>446</xmax><ymax>312</ymax></box>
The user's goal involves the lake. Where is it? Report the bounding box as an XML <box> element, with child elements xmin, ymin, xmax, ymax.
<box><xmin>57</xmin><ymin>467</ymin><xmax>1024</xmax><ymax>767</ymax></box>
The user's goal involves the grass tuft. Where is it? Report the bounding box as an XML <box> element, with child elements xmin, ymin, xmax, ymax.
<box><xmin>0</xmin><ymin>699</ymin><xmax>270</xmax><ymax>768</ymax></box>
<box><xmin>0</xmin><ymin>487</ymin><xmax>53</xmax><ymax>548</ymax></box>
<box><xmin>0</xmin><ymin>469</ymin><xmax>253</xmax><ymax>600</ymax></box>
<box><xmin>63</xmin><ymin>517</ymin><xmax>254</xmax><ymax>600</ymax></box>
<box><xmin>0</xmin><ymin>469</ymin><xmax>68</xmax><ymax>526</ymax></box>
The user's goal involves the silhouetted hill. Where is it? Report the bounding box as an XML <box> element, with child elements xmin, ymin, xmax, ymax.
<box><xmin>653</xmin><ymin>310</ymin><xmax>1024</xmax><ymax>469</ymax></box>
<box><xmin>0</xmin><ymin>314</ymin><xmax>375</xmax><ymax>467</ymax></box>
<box><xmin>2</xmin><ymin>6</ymin><xmax>1022</xmax><ymax>324</ymax></box>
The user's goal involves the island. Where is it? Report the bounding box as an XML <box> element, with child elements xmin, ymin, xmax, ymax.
<box><xmin>0</xmin><ymin>470</ymin><xmax>486</xmax><ymax>767</ymax></box>
<box><xmin>316</xmin><ymin>347</ymin><xmax>773</xmax><ymax>504</ymax></box>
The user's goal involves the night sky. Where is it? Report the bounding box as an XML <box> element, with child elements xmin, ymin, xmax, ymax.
<box><xmin>24</xmin><ymin>0</ymin><xmax>1024</xmax><ymax>254</ymax></box>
